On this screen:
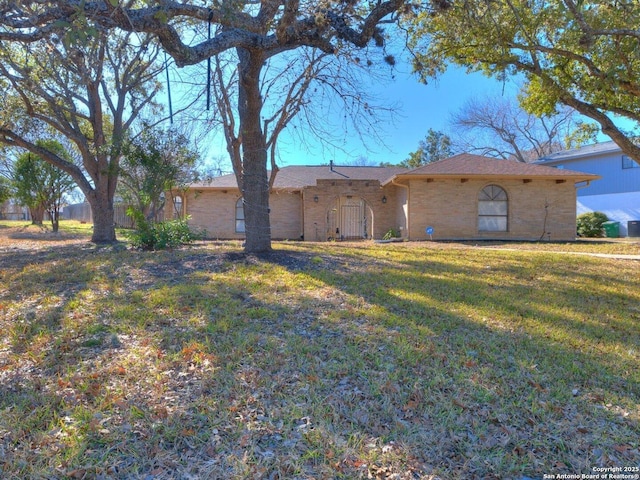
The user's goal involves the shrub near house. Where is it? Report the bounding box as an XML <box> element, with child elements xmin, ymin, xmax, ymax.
<box><xmin>577</xmin><ymin>211</ymin><xmax>609</xmax><ymax>238</ymax></box>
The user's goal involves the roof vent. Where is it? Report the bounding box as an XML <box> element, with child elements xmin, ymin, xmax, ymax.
<box><xmin>330</xmin><ymin>160</ymin><xmax>334</xmax><ymax>172</ymax></box>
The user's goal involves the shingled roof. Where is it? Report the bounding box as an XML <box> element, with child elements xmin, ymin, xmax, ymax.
<box><xmin>387</xmin><ymin>153</ymin><xmax>599</xmax><ymax>183</ymax></box>
<box><xmin>190</xmin><ymin>164</ymin><xmax>408</xmax><ymax>190</ymax></box>
<box><xmin>187</xmin><ymin>154</ymin><xmax>598</xmax><ymax>191</ymax></box>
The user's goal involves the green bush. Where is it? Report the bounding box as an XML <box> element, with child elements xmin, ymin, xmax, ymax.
<box><xmin>576</xmin><ymin>211</ymin><xmax>609</xmax><ymax>238</ymax></box>
<box><xmin>126</xmin><ymin>208</ymin><xmax>203</xmax><ymax>250</ymax></box>
<box><xmin>383</xmin><ymin>228</ymin><xmax>400</xmax><ymax>240</ymax></box>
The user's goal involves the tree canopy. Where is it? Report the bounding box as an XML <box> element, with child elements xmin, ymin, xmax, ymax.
<box><xmin>0</xmin><ymin>0</ymin><xmax>412</xmax><ymax>252</ymax></box>
<box><xmin>0</xmin><ymin>176</ymin><xmax>10</xmax><ymax>207</ymax></box>
<box><xmin>410</xmin><ymin>0</ymin><xmax>640</xmax><ymax>160</ymax></box>
<box><xmin>0</xmin><ymin>20</ymin><xmax>163</xmax><ymax>242</ymax></box>
<box><xmin>13</xmin><ymin>139</ymin><xmax>75</xmax><ymax>231</ymax></box>
<box><xmin>450</xmin><ymin>95</ymin><xmax>598</xmax><ymax>162</ymax></box>
<box><xmin>119</xmin><ymin>123</ymin><xmax>200</xmax><ymax>222</ymax></box>
<box><xmin>402</xmin><ymin>129</ymin><xmax>453</xmax><ymax>168</ymax></box>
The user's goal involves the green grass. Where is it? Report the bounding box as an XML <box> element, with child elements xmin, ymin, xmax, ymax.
<box><xmin>0</xmin><ymin>218</ymin><xmax>94</xmax><ymax>234</ymax></box>
<box><xmin>0</xmin><ymin>219</ymin><xmax>132</xmax><ymax>240</ymax></box>
<box><xmin>470</xmin><ymin>238</ymin><xmax>640</xmax><ymax>255</ymax></box>
<box><xmin>0</xmin><ymin>238</ymin><xmax>638</xmax><ymax>479</ymax></box>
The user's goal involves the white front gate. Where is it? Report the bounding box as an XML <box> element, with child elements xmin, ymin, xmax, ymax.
<box><xmin>327</xmin><ymin>196</ymin><xmax>370</xmax><ymax>240</ymax></box>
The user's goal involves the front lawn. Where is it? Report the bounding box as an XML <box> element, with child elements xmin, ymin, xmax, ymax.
<box><xmin>0</xmin><ymin>235</ymin><xmax>638</xmax><ymax>478</ymax></box>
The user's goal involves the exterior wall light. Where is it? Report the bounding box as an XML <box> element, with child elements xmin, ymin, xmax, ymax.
<box><xmin>382</xmin><ymin>195</ymin><xmax>387</xmax><ymax>204</ymax></box>
<box><xmin>313</xmin><ymin>195</ymin><xmax>319</xmax><ymax>202</ymax></box>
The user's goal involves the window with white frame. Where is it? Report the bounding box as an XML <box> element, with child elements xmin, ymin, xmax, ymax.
<box><xmin>478</xmin><ymin>185</ymin><xmax>508</xmax><ymax>232</ymax></box>
<box><xmin>235</xmin><ymin>197</ymin><xmax>245</xmax><ymax>233</ymax></box>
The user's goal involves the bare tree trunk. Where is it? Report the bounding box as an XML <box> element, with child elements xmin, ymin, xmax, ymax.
<box><xmin>238</xmin><ymin>49</ymin><xmax>271</xmax><ymax>253</ymax></box>
<box><xmin>86</xmin><ymin>188</ymin><xmax>116</xmax><ymax>243</ymax></box>
<box><xmin>50</xmin><ymin>209</ymin><xmax>59</xmax><ymax>233</ymax></box>
<box><xmin>30</xmin><ymin>204</ymin><xmax>45</xmax><ymax>225</ymax></box>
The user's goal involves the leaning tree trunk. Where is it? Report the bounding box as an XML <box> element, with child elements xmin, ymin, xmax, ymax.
<box><xmin>237</xmin><ymin>48</ymin><xmax>272</xmax><ymax>253</ymax></box>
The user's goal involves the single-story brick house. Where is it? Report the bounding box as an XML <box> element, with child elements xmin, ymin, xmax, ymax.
<box><xmin>174</xmin><ymin>154</ymin><xmax>599</xmax><ymax>242</ymax></box>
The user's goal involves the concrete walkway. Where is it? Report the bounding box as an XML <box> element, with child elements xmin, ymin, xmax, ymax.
<box><xmin>557</xmin><ymin>251</ymin><xmax>640</xmax><ymax>260</ymax></box>
<box><xmin>478</xmin><ymin>247</ymin><xmax>640</xmax><ymax>261</ymax></box>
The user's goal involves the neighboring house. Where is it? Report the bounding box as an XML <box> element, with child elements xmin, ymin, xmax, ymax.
<box><xmin>176</xmin><ymin>154</ymin><xmax>598</xmax><ymax>242</ymax></box>
<box><xmin>536</xmin><ymin>141</ymin><xmax>640</xmax><ymax>236</ymax></box>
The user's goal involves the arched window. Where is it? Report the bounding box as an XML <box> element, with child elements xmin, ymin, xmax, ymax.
<box><xmin>235</xmin><ymin>197</ymin><xmax>245</xmax><ymax>233</ymax></box>
<box><xmin>478</xmin><ymin>185</ymin><xmax>508</xmax><ymax>232</ymax></box>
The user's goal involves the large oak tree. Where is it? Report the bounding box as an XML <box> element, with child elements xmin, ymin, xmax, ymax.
<box><xmin>0</xmin><ymin>22</ymin><xmax>163</xmax><ymax>242</ymax></box>
<box><xmin>0</xmin><ymin>0</ymin><xmax>410</xmax><ymax>252</ymax></box>
<box><xmin>410</xmin><ymin>0</ymin><xmax>640</xmax><ymax>161</ymax></box>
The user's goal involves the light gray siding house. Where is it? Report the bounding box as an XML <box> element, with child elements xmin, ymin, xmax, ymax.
<box><xmin>536</xmin><ymin>141</ymin><xmax>640</xmax><ymax>236</ymax></box>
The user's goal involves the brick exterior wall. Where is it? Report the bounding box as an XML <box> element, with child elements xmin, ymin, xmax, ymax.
<box><xmin>181</xmin><ymin>176</ymin><xmax>578</xmax><ymax>242</ymax></box>
<box><xmin>406</xmin><ymin>178</ymin><xmax>578</xmax><ymax>241</ymax></box>
<box><xmin>184</xmin><ymin>189</ymin><xmax>303</xmax><ymax>240</ymax></box>
<box><xmin>183</xmin><ymin>190</ymin><xmax>240</xmax><ymax>239</ymax></box>
<box><xmin>301</xmin><ymin>180</ymin><xmax>403</xmax><ymax>241</ymax></box>
<box><xmin>270</xmin><ymin>191</ymin><xmax>303</xmax><ymax>240</ymax></box>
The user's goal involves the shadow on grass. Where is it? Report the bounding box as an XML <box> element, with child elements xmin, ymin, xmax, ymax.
<box><xmin>0</xmin><ymin>243</ymin><xmax>638</xmax><ymax>478</ymax></box>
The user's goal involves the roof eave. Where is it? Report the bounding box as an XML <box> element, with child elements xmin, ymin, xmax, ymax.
<box><xmin>538</xmin><ymin>147</ymin><xmax>622</xmax><ymax>163</ymax></box>
<box><xmin>390</xmin><ymin>173</ymin><xmax>601</xmax><ymax>183</ymax></box>
<box><xmin>176</xmin><ymin>184</ymin><xmax>309</xmax><ymax>192</ymax></box>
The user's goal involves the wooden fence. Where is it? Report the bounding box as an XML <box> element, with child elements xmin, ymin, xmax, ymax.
<box><xmin>63</xmin><ymin>202</ymin><xmax>165</xmax><ymax>229</ymax></box>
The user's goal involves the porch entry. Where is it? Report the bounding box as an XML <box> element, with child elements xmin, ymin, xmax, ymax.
<box><xmin>327</xmin><ymin>196</ymin><xmax>372</xmax><ymax>240</ymax></box>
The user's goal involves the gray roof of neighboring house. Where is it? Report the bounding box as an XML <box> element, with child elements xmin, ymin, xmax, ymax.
<box><xmin>388</xmin><ymin>153</ymin><xmax>600</xmax><ymax>182</ymax></box>
<box><xmin>189</xmin><ymin>164</ymin><xmax>409</xmax><ymax>190</ymax></box>
<box><xmin>536</xmin><ymin>141</ymin><xmax>621</xmax><ymax>164</ymax></box>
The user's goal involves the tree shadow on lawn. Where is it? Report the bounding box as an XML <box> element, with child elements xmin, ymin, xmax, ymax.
<box><xmin>0</xmin><ymin>245</ymin><xmax>102</xmax><ymax>355</ymax></box>
<box><xmin>265</xmin><ymin>248</ymin><xmax>640</xmax><ymax>473</ymax></box>
<box><xmin>140</xmin><ymin>248</ymin><xmax>639</xmax><ymax>476</ymax></box>
<box><xmin>0</xmin><ymin>246</ymin><xmax>327</xmax><ymax>477</ymax></box>
<box><xmin>395</xmin><ymin>254</ymin><xmax>640</xmax><ymax>351</ymax></box>
<box><xmin>0</xmin><ymin>222</ymin><xmax>90</xmax><ymax>240</ymax></box>
<box><xmin>6</xmin><ymin>232</ymin><xmax>90</xmax><ymax>242</ymax></box>
<box><xmin>160</xmin><ymin>247</ymin><xmax>639</xmax><ymax>479</ymax></box>
<box><xmin>0</xmin><ymin>244</ymin><xmax>638</xmax><ymax>479</ymax></box>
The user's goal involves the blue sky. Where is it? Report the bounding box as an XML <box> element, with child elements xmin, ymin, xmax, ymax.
<box><xmin>164</xmin><ymin>25</ymin><xmax>625</xmax><ymax>173</ymax></box>
<box><xmin>196</xmin><ymin>65</ymin><xmax>517</xmax><ymax>171</ymax></box>
<box><xmin>310</xmin><ymin>66</ymin><xmax>518</xmax><ymax>167</ymax></box>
